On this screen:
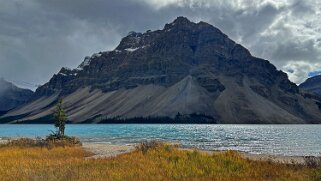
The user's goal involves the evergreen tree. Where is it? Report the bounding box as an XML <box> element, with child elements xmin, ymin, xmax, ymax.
<box><xmin>54</xmin><ymin>99</ymin><xmax>67</xmax><ymax>137</ymax></box>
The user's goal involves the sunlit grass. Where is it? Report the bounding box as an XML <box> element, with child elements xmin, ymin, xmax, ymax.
<box><xmin>0</xmin><ymin>142</ymin><xmax>318</xmax><ymax>181</ymax></box>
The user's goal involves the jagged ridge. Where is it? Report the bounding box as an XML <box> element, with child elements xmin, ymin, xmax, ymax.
<box><xmin>2</xmin><ymin>17</ymin><xmax>321</xmax><ymax>124</ymax></box>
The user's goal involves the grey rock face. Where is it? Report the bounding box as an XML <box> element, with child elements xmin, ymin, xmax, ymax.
<box><xmin>34</xmin><ymin>17</ymin><xmax>296</xmax><ymax>97</ymax></box>
<box><xmin>300</xmin><ymin>75</ymin><xmax>321</xmax><ymax>96</ymax></box>
<box><xmin>0</xmin><ymin>78</ymin><xmax>33</xmax><ymax>111</ymax></box>
<box><xmin>3</xmin><ymin>17</ymin><xmax>321</xmax><ymax>123</ymax></box>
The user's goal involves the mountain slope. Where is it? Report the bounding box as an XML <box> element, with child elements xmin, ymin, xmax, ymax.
<box><xmin>300</xmin><ymin>75</ymin><xmax>321</xmax><ymax>96</ymax></box>
<box><xmin>0</xmin><ymin>78</ymin><xmax>33</xmax><ymax>113</ymax></box>
<box><xmin>2</xmin><ymin>17</ymin><xmax>321</xmax><ymax>123</ymax></box>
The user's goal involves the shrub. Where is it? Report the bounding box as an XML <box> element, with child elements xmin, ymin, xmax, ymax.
<box><xmin>136</xmin><ymin>141</ymin><xmax>179</xmax><ymax>154</ymax></box>
<box><xmin>304</xmin><ymin>156</ymin><xmax>321</xmax><ymax>168</ymax></box>
<box><xmin>2</xmin><ymin>136</ymin><xmax>81</xmax><ymax>148</ymax></box>
<box><xmin>4</xmin><ymin>138</ymin><xmax>45</xmax><ymax>147</ymax></box>
<box><xmin>46</xmin><ymin>134</ymin><xmax>81</xmax><ymax>147</ymax></box>
<box><xmin>136</xmin><ymin>140</ymin><xmax>163</xmax><ymax>154</ymax></box>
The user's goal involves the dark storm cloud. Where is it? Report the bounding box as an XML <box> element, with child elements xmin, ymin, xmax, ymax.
<box><xmin>0</xmin><ymin>0</ymin><xmax>320</xmax><ymax>89</ymax></box>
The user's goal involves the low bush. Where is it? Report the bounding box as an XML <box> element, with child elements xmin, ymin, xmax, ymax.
<box><xmin>304</xmin><ymin>156</ymin><xmax>321</xmax><ymax>168</ymax></box>
<box><xmin>2</xmin><ymin>136</ymin><xmax>81</xmax><ymax>148</ymax></box>
<box><xmin>136</xmin><ymin>140</ymin><xmax>163</xmax><ymax>154</ymax></box>
<box><xmin>46</xmin><ymin>133</ymin><xmax>81</xmax><ymax>146</ymax></box>
<box><xmin>4</xmin><ymin>138</ymin><xmax>44</xmax><ymax>147</ymax></box>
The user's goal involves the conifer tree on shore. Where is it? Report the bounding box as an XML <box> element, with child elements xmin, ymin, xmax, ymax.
<box><xmin>53</xmin><ymin>99</ymin><xmax>67</xmax><ymax>137</ymax></box>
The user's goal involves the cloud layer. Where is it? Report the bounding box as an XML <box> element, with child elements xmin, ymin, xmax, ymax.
<box><xmin>0</xmin><ymin>0</ymin><xmax>320</xmax><ymax>89</ymax></box>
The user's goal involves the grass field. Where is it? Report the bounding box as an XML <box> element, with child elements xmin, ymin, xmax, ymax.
<box><xmin>0</xmin><ymin>142</ymin><xmax>320</xmax><ymax>181</ymax></box>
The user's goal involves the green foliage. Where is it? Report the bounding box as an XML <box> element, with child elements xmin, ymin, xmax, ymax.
<box><xmin>95</xmin><ymin>113</ymin><xmax>217</xmax><ymax>124</ymax></box>
<box><xmin>53</xmin><ymin>99</ymin><xmax>67</xmax><ymax>137</ymax></box>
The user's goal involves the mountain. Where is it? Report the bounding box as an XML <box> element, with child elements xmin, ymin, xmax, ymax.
<box><xmin>299</xmin><ymin>75</ymin><xmax>321</xmax><ymax>96</ymax></box>
<box><xmin>0</xmin><ymin>78</ymin><xmax>33</xmax><ymax>114</ymax></box>
<box><xmin>2</xmin><ymin>17</ymin><xmax>321</xmax><ymax>124</ymax></box>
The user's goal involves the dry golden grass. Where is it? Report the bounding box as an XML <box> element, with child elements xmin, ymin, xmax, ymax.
<box><xmin>0</xmin><ymin>143</ymin><xmax>318</xmax><ymax>181</ymax></box>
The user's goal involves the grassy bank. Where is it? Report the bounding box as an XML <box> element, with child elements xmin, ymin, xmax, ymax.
<box><xmin>0</xmin><ymin>142</ymin><xmax>320</xmax><ymax>181</ymax></box>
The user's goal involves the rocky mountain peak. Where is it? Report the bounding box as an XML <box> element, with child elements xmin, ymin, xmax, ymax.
<box><xmin>301</xmin><ymin>75</ymin><xmax>321</xmax><ymax>85</ymax></box>
<box><xmin>0</xmin><ymin>78</ymin><xmax>33</xmax><ymax>112</ymax></box>
<box><xmin>34</xmin><ymin>17</ymin><xmax>297</xmax><ymax>96</ymax></box>
<box><xmin>299</xmin><ymin>75</ymin><xmax>321</xmax><ymax>96</ymax></box>
<box><xmin>117</xmin><ymin>17</ymin><xmax>228</xmax><ymax>55</ymax></box>
<box><xmin>6</xmin><ymin>17</ymin><xmax>321</xmax><ymax>124</ymax></box>
<box><xmin>165</xmin><ymin>16</ymin><xmax>192</xmax><ymax>27</ymax></box>
<box><xmin>173</xmin><ymin>16</ymin><xmax>191</xmax><ymax>23</ymax></box>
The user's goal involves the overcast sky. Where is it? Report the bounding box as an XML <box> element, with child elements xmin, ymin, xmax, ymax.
<box><xmin>0</xmin><ymin>0</ymin><xmax>320</xmax><ymax>90</ymax></box>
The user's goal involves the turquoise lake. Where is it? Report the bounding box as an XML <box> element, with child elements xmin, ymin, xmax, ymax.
<box><xmin>0</xmin><ymin>124</ymin><xmax>320</xmax><ymax>156</ymax></box>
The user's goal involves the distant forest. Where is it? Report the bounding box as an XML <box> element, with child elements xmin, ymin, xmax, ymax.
<box><xmin>7</xmin><ymin>113</ymin><xmax>217</xmax><ymax>124</ymax></box>
<box><xmin>86</xmin><ymin>113</ymin><xmax>217</xmax><ymax>124</ymax></box>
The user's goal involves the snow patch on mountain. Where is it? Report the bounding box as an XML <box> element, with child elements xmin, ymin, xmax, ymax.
<box><xmin>125</xmin><ymin>46</ymin><xmax>147</xmax><ymax>52</ymax></box>
<box><xmin>58</xmin><ymin>73</ymin><xmax>67</xmax><ymax>76</ymax></box>
<box><xmin>125</xmin><ymin>47</ymin><xmax>139</xmax><ymax>52</ymax></box>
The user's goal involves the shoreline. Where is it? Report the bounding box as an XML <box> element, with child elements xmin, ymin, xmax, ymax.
<box><xmin>82</xmin><ymin>143</ymin><xmax>135</xmax><ymax>159</ymax></box>
<box><xmin>1</xmin><ymin>138</ymin><xmax>320</xmax><ymax>165</ymax></box>
<box><xmin>82</xmin><ymin>142</ymin><xmax>320</xmax><ymax>165</ymax></box>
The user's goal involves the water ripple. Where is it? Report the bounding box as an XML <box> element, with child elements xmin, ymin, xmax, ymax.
<box><xmin>0</xmin><ymin>124</ymin><xmax>321</xmax><ymax>156</ymax></box>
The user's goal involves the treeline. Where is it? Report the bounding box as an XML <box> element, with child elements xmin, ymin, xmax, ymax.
<box><xmin>7</xmin><ymin>113</ymin><xmax>217</xmax><ymax>124</ymax></box>
<box><xmin>85</xmin><ymin>113</ymin><xmax>217</xmax><ymax>124</ymax></box>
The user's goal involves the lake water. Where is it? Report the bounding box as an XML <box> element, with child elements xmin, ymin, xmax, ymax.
<box><xmin>0</xmin><ymin>124</ymin><xmax>320</xmax><ymax>156</ymax></box>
